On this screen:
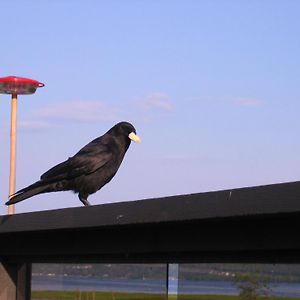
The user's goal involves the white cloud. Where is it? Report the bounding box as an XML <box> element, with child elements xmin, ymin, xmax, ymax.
<box><xmin>145</xmin><ymin>92</ymin><xmax>173</xmax><ymax>111</ymax></box>
<box><xmin>18</xmin><ymin>93</ymin><xmax>174</xmax><ymax>131</ymax></box>
<box><xmin>19</xmin><ymin>100</ymin><xmax>121</xmax><ymax>130</ymax></box>
<box><xmin>18</xmin><ymin>120</ymin><xmax>56</xmax><ymax>130</ymax></box>
<box><xmin>163</xmin><ymin>154</ymin><xmax>195</xmax><ymax>161</ymax></box>
<box><xmin>187</xmin><ymin>95</ymin><xmax>261</xmax><ymax>107</ymax></box>
<box><xmin>230</xmin><ymin>97</ymin><xmax>260</xmax><ymax>106</ymax></box>
<box><xmin>34</xmin><ymin>100</ymin><xmax>120</xmax><ymax>122</ymax></box>
<box><xmin>131</xmin><ymin>92</ymin><xmax>174</xmax><ymax>122</ymax></box>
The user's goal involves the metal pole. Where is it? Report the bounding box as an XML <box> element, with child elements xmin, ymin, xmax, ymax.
<box><xmin>166</xmin><ymin>263</ymin><xmax>169</xmax><ymax>298</ymax></box>
<box><xmin>8</xmin><ymin>93</ymin><xmax>18</xmax><ymax>215</ymax></box>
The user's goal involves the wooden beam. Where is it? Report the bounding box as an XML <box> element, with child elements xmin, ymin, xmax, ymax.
<box><xmin>1</xmin><ymin>181</ymin><xmax>300</xmax><ymax>263</ymax></box>
<box><xmin>1</xmin><ymin>180</ymin><xmax>300</xmax><ymax>234</ymax></box>
<box><xmin>0</xmin><ymin>262</ymin><xmax>16</xmax><ymax>300</ymax></box>
<box><xmin>0</xmin><ymin>262</ymin><xmax>31</xmax><ymax>300</ymax></box>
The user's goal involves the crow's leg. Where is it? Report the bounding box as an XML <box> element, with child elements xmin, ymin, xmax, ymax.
<box><xmin>78</xmin><ymin>193</ymin><xmax>91</xmax><ymax>206</ymax></box>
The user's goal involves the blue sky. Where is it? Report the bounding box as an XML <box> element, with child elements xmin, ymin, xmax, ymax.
<box><xmin>1</xmin><ymin>0</ymin><xmax>300</xmax><ymax>214</ymax></box>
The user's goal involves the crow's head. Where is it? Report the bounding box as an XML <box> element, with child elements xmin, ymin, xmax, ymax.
<box><xmin>110</xmin><ymin>122</ymin><xmax>141</xmax><ymax>143</ymax></box>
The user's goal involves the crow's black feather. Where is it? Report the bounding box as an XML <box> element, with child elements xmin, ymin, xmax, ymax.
<box><xmin>6</xmin><ymin>122</ymin><xmax>139</xmax><ymax>207</ymax></box>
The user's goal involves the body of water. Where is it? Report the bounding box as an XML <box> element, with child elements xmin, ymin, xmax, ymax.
<box><xmin>32</xmin><ymin>276</ymin><xmax>300</xmax><ymax>298</ymax></box>
<box><xmin>32</xmin><ymin>276</ymin><xmax>166</xmax><ymax>293</ymax></box>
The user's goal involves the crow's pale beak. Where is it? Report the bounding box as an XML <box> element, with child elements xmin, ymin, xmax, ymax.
<box><xmin>128</xmin><ymin>132</ymin><xmax>141</xmax><ymax>143</ymax></box>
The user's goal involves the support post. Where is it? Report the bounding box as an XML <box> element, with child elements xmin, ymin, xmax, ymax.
<box><xmin>167</xmin><ymin>264</ymin><xmax>179</xmax><ymax>299</ymax></box>
<box><xmin>8</xmin><ymin>93</ymin><xmax>18</xmax><ymax>215</ymax></box>
<box><xmin>166</xmin><ymin>263</ymin><xmax>169</xmax><ymax>298</ymax></box>
<box><xmin>0</xmin><ymin>262</ymin><xmax>31</xmax><ymax>300</ymax></box>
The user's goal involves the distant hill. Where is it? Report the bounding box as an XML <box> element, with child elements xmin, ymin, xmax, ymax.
<box><xmin>32</xmin><ymin>263</ymin><xmax>300</xmax><ymax>283</ymax></box>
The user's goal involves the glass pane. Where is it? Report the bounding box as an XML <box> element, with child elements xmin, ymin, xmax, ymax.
<box><xmin>31</xmin><ymin>263</ymin><xmax>166</xmax><ymax>299</ymax></box>
<box><xmin>177</xmin><ymin>264</ymin><xmax>300</xmax><ymax>299</ymax></box>
<box><xmin>168</xmin><ymin>264</ymin><xmax>179</xmax><ymax>299</ymax></box>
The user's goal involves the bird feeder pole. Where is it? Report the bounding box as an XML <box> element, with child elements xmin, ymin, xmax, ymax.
<box><xmin>8</xmin><ymin>93</ymin><xmax>18</xmax><ymax>215</ymax></box>
<box><xmin>0</xmin><ymin>76</ymin><xmax>44</xmax><ymax>215</ymax></box>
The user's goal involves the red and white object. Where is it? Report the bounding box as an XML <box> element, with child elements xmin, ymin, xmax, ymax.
<box><xmin>0</xmin><ymin>75</ymin><xmax>44</xmax><ymax>215</ymax></box>
<box><xmin>0</xmin><ymin>76</ymin><xmax>44</xmax><ymax>95</ymax></box>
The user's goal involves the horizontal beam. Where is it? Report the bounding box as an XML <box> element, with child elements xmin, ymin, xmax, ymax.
<box><xmin>1</xmin><ymin>181</ymin><xmax>300</xmax><ymax>263</ymax></box>
<box><xmin>2</xmin><ymin>180</ymin><xmax>300</xmax><ymax>233</ymax></box>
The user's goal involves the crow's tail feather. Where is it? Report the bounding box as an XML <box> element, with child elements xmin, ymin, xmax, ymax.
<box><xmin>5</xmin><ymin>181</ymin><xmax>53</xmax><ymax>205</ymax></box>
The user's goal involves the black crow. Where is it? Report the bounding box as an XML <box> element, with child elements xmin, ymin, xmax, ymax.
<box><xmin>5</xmin><ymin>121</ymin><xmax>141</xmax><ymax>207</ymax></box>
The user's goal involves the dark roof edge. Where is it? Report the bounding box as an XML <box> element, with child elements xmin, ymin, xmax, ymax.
<box><xmin>1</xmin><ymin>180</ymin><xmax>300</xmax><ymax>234</ymax></box>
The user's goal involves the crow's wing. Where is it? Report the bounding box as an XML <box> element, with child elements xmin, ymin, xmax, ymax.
<box><xmin>41</xmin><ymin>142</ymin><xmax>112</xmax><ymax>181</ymax></box>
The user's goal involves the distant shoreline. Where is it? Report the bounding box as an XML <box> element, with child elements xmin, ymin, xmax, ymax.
<box><xmin>32</xmin><ymin>275</ymin><xmax>300</xmax><ymax>297</ymax></box>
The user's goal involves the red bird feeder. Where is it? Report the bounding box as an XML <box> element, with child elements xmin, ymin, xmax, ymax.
<box><xmin>0</xmin><ymin>76</ymin><xmax>44</xmax><ymax>95</ymax></box>
<box><xmin>0</xmin><ymin>76</ymin><xmax>44</xmax><ymax>215</ymax></box>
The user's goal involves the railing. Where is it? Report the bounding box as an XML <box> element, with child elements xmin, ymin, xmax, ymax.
<box><xmin>1</xmin><ymin>180</ymin><xmax>300</xmax><ymax>299</ymax></box>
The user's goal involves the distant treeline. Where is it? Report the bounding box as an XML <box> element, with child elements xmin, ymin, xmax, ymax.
<box><xmin>32</xmin><ymin>263</ymin><xmax>300</xmax><ymax>282</ymax></box>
